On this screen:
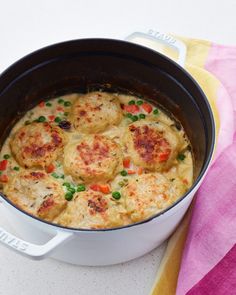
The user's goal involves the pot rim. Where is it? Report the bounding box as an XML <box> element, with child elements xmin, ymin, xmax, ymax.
<box><xmin>0</xmin><ymin>38</ymin><xmax>216</xmax><ymax>233</ymax></box>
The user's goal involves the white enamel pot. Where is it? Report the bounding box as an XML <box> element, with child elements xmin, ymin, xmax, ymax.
<box><xmin>0</xmin><ymin>31</ymin><xmax>215</xmax><ymax>266</ymax></box>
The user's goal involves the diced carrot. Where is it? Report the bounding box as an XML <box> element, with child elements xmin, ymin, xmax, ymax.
<box><xmin>90</xmin><ymin>184</ymin><xmax>111</xmax><ymax>194</ymax></box>
<box><xmin>158</xmin><ymin>152</ymin><xmax>170</xmax><ymax>162</ymax></box>
<box><xmin>127</xmin><ymin>170</ymin><xmax>136</xmax><ymax>175</ymax></box>
<box><xmin>124</xmin><ymin>104</ymin><xmax>140</xmax><ymax>114</ymax></box>
<box><xmin>39</xmin><ymin>101</ymin><xmax>45</xmax><ymax>108</ymax></box>
<box><xmin>99</xmin><ymin>185</ymin><xmax>111</xmax><ymax>194</ymax></box>
<box><xmin>123</xmin><ymin>157</ymin><xmax>131</xmax><ymax>168</ymax></box>
<box><xmin>142</xmin><ymin>103</ymin><xmax>153</xmax><ymax>113</ymax></box>
<box><xmin>57</xmin><ymin>106</ymin><xmax>64</xmax><ymax>112</ymax></box>
<box><xmin>137</xmin><ymin>167</ymin><xmax>143</xmax><ymax>175</ymax></box>
<box><xmin>90</xmin><ymin>184</ymin><xmax>100</xmax><ymax>192</ymax></box>
<box><xmin>182</xmin><ymin>178</ymin><xmax>188</xmax><ymax>185</ymax></box>
<box><xmin>0</xmin><ymin>160</ymin><xmax>8</xmax><ymax>171</ymax></box>
<box><xmin>48</xmin><ymin>115</ymin><xmax>55</xmax><ymax>122</ymax></box>
<box><xmin>0</xmin><ymin>174</ymin><xmax>8</xmax><ymax>182</ymax></box>
<box><xmin>46</xmin><ymin>163</ymin><xmax>55</xmax><ymax>173</ymax></box>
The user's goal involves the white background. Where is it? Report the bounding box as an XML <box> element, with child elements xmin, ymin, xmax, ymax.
<box><xmin>0</xmin><ymin>1</ymin><xmax>235</xmax><ymax>294</ymax></box>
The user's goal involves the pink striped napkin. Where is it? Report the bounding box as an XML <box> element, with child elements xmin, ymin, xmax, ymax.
<box><xmin>176</xmin><ymin>43</ymin><xmax>236</xmax><ymax>294</ymax></box>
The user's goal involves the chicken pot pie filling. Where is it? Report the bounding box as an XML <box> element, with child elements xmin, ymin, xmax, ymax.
<box><xmin>0</xmin><ymin>91</ymin><xmax>193</xmax><ymax>229</ymax></box>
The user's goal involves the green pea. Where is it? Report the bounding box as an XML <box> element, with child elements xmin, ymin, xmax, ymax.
<box><xmin>54</xmin><ymin>117</ymin><xmax>62</xmax><ymax>123</ymax></box>
<box><xmin>137</xmin><ymin>100</ymin><xmax>143</xmax><ymax>105</ymax></box>
<box><xmin>120</xmin><ymin>170</ymin><xmax>128</xmax><ymax>176</ymax></box>
<box><xmin>37</xmin><ymin>116</ymin><xmax>46</xmax><ymax>122</ymax></box>
<box><xmin>51</xmin><ymin>172</ymin><xmax>59</xmax><ymax>179</ymax></box>
<box><xmin>77</xmin><ymin>184</ymin><xmax>86</xmax><ymax>192</ymax></box>
<box><xmin>139</xmin><ymin>114</ymin><xmax>146</xmax><ymax>119</ymax></box>
<box><xmin>64</xmin><ymin>101</ymin><xmax>71</xmax><ymax>107</ymax></box>
<box><xmin>58</xmin><ymin>99</ymin><xmax>64</xmax><ymax>104</ymax></box>
<box><xmin>153</xmin><ymin>109</ymin><xmax>159</xmax><ymax>115</ymax></box>
<box><xmin>3</xmin><ymin>154</ymin><xmax>10</xmax><ymax>159</ymax></box>
<box><xmin>63</xmin><ymin>182</ymin><xmax>71</xmax><ymax>188</ymax></box>
<box><xmin>65</xmin><ymin>192</ymin><xmax>73</xmax><ymax>201</ymax></box>
<box><xmin>112</xmin><ymin>191</ymin><xmax>121</xmax><ymax>200</ymax></box>
<box><xmin>13</xmin><ymin>166</ymin><xmax>20</xmax><ymax>171</ymax></box>
<box><xmin>131</xmin><ymin>115</ymin><xmax>138</xmax><ymax>122</ymax></box>
<box><xmin>68</xmin><ymin>187</ymin><xmax>76</xmax><ymax>194</ymax></box>
<box><xmin>128</xmin><ymin>100</ymin><xmax>135</xmax><ymax>105</ymax></box>
<box><xmin>60</xmin><ymin>174</ymin><xmax>65</xmax><ymax>179</ymax></box>
<box><xmin>46</xmin><ymin>102</ymin><xmax>52</xmax><ymax>107</ymax></box>
<box><xmin>126</xmin><ymin>113</ymin><xmax>133</xmax><ymax>119</ymax></box>
<box><xmin>177</xmin><ymin>153</ymin><xmax>186</xmax><ymax>161</ymax></box>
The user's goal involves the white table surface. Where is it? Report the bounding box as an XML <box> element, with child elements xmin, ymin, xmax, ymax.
<box><xmin>0</xmin><ymin>1</ymin><xmax>235</xmax><ymax>294</ymax></box>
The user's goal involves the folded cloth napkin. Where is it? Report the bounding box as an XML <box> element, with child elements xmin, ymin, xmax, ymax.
<box><xmin>148</xmin><ymin>37</ymin><xmax>236</xmax><ymax>295</ymax></box>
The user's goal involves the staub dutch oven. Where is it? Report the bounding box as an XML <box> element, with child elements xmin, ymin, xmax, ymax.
<box><xmin>0</xmin><ymin>31</ymin><xmax>215</xmax><ymax>265</ymax></box>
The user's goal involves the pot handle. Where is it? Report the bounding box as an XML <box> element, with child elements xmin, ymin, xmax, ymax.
<box><xmin>125</xmin><ymin>29</ymin><xmax>187</xmax><ymax>67</ymax></box>
<box><xmin>0</xmin><ymin>225</ymin><xmax>73</xmax><ymax>260</ymax></box>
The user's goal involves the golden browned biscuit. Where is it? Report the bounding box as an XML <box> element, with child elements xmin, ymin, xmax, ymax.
<box><xmin>3</xmin><ymin>170</ymin><xmax>67</xmax><ymax>221</ymax></box>
<box><xmin>10</xmin><ymin>122</ymin><xmax>65</xmax><ymax>169</ymax></box>
<box><xmin>122</xmin><ymin>173</ymin><xmax>180</xmax><ymax>222</ymax></box>
<box><xmin>70</xmin><ymin>91</ymin><xmax>122</xmax><ymax>133</ymax></box>
<box><xmin>123</xmin><ymin>121</ymin><xmax>181</xmax><ymax>171</ymax></box>
<box><xmin>57</xmin><ymin>190</ymin><xmax>127</xmax><ymax>229</ymax></box>
<box><xmin>63</xmin><ymin>134</ymin><xmax>123</xmax><ymax>183</ymax></box>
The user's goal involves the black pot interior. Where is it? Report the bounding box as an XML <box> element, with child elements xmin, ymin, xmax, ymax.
<box><xmin>0</xmin><ymin>38</ymin><xmax>214</xmax><ymax>194</ymax></box>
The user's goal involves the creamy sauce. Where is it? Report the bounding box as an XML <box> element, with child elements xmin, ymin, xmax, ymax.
<box><xmin>0</xmin><ymin>92</ymin><xmax>193</xmax><ymax>229</ymax></box>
